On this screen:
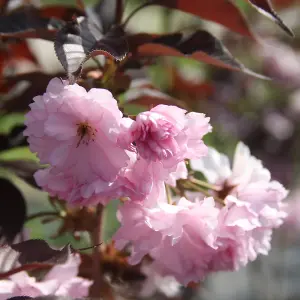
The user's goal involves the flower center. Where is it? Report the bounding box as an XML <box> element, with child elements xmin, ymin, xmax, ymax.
<box><xmin>76</xmin><ymin>122</ymin><xmax>97</xmax><ymax>147</ymax></box>
<box><xmin>216</xmin><ymin>181</ymin><xmax>235</xmax><ymax>200</ymax></box>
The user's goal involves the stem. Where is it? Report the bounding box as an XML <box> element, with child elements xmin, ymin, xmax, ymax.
<box><xmin>184</xmin><ymin>181</ymin><xmax>224</xmax><ymax>206</ymax></box>
<box><xmin>115</xmin><ymin>0</ymin><xmax>124</xmax><ymax>24</ymax></box>
<box><xmin>26</xmin><ymin>212</ymin><xmax>62</xmax><ymax>222</ymax></box>
<box><xmin>92</xmin><ymin>57</ymin><xmax>102</xmax><ymax>70</ymax></box>
<box><xmin>122</xmin><ymin>1</ymin><xmax>154</xmax><ymax>28</ymax></box>
<box><xmin>165</xmin><ymin>184</ymin><xmax>172</xmax><ymax>205</ymax></box>
<box><xmin>190</xmin><ymin>177</ymin><xmax>221</xmax><ymax>191</ymax></box>
<box><xmin>89</xmin><ymin>204</ymin><xmax>114</xmax><ymax>299</ymax></box>
<box><xmin>0</xmin><ymin>263</ymin><xmax>52</xmax><ymax>280</ymax></box>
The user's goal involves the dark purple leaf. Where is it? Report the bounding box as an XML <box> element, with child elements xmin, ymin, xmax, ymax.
<box><xmin>88</xmin><ymin>0</ymin><xmax>118</xmax><ymax>33</ymax></box>
<box><xmin>0</xmin><ymin>135</ymin><xmax>9</xmax><ymax>152</ymax></box>
<box><xmin>247</xmin><ymin>0</ymin><xmax>293</xmax><ymax>36</ymax></box>
<box><xmin>0</xmin><ymin>7</ymin><xmax>64</xmax><ymax>41</ymax></box>
<box><xmin>54</xmin><ymin>17</ymin><xmax>128</xmax><ymax>83</ymax></box>
<box><xmin>8</xmin><ymin>239</ymin><xmax>73</xmax><ymax>265</ymax></box>
<box><xmin>128</xmin><ymin>30</ymin><xmax>269</xmax><ymax>79</ymax></box>
<box><xmin>0</xmin><ymin>178</ymin><xmax>26</xmax><ymax>244</ymax></box>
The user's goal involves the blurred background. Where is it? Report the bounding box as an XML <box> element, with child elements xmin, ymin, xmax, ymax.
<box><xmin>2</xmin><ymin>0</ymin><xmax>300</xmax><ymax>299</ymax></box>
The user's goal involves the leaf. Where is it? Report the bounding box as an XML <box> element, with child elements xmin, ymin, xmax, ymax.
<box><xmin>0</xmin><ymin>178</ymin><xmax>26</xmax><ymax>244</ymax></box>
<box><xmin>169</xmin><ymin>66</ymin><xmax>214</xmax><ymax>100</ymax></box>
<box><xmin>0</xmin><ymin>41</ymin><xmax>38</xmax><ymax>78</ymax></box>
<box><xmin>123</xmin><ymin>81</ymin><xmax>186</xmax><ymax>108</ymax></box>
<box><xmin>125</xmin><ymin>88</ymin><xmax>176</xmax><ymax>105</ymax></box>
<box><xmin>0</xmin><ymin>7</ymin><xmax>64</xmax><ymax>40</ymax></box>
<box><xmin>89</xmin><ymin>0</ymin><xmax>118</xmax><ymax>33</ymax></box>
<box><xmin>273</xmin><ymin>0</ymin><xmax>296</xmax><ymax>8</ymax></box>
<box><xmin>0</xmin><ymin>160</ymin><xmax>42</xmax><ymax>188</ymax></box>
<box><xmin>128</xmin><ymin>31</ymin><xmax>269</xmax><ymax>79</ymax></box>
<box><xmin>0</xmin><ymin>72</ymin><xmax>65</xmax><ymax>113</ymax></box>
<box><xmin>54</xmin><ymin>17</ymin><xmax>128</xmax><ymax>83</ymax></box>
<box><xmin>40</xmin><ymin>5</ymin><xmax>85</xmax><ymax>20</ymax></box>
<box><xmin>152</xmin><ymin>0</ymin><xmax>256</xmax><ymax>39</ymax></box>
<box><xmin>8</xmin><ymin>239</ymin><xmax>73</xmax><ymax>265</ymax></box>
<box><xmin>247</xmin><ymin>0</ymin><xmax>294</xmax><ymax>36</ymax></box>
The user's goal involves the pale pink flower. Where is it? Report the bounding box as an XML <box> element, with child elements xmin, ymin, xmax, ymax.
<box><xmin>0</xmin><ymin>253</ymin><xmax>92</xmax><ymax>298</ymax></box>
<box><xmin>120</xmin><ymin>105</ymin><xmax>211</xmax><ymax>168</ymax></box>
<box><xmin>191</xmin><ymin>142</ymin><xmax>288</xmax><ymax>269</ymax></box>
<box><xmin>113</xmin><ymin>196</ymin><xmax>220</xmax><ymax>284</ymax></box>
<box><xmin>166</xmin><ymin>161</ymin><xmax>188</xmax><ymax>187</ymax></box>
<box><xmin>24</xmin><ymin>78</ymin><xmax>130</xmax><ymax>205</ymax></box>
<box><xmin>139</xmin><ymin>263</ymin><xmax>181</xmax><ymax>298</ymax></box>
<box><xmin>191</xmin><ymin>142</ymin><xmax>288</xmax><ymax>226</ymax></box>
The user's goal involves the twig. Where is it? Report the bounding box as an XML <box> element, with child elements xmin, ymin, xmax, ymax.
<box><xmin>115</xmin><ymin>0</ymin><xmax>124</xmax><ymax>24</ymax></box>
<box><xmin>165</xmin><ymin>184</ymin><xmax>172</xmax><ymax>204</ymax></box>
<box><xmin>184</xmin><ymin>181</ymin><xmax>224</xmax><ymax>206</ymax></box>
<box><xmin>26</xmin><ymin>211</ymin><xmax>62</xmax><ymax>222</ymax></box>
<box><xmin>122</xmin><ymin>1</ymin><xmax>154</xmax><ymax>28</ymax></box>
<box><xmin>189</xmin><ymin>177</ymin><xmax>221</xmax><ymax>191</ymax></box>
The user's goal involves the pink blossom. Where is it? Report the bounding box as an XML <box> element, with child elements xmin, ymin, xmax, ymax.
<box><xmin>139</xmin><ymin>263</ymin><xmax>181</xmax><ymax>298</ymax></box>
<box><xmin>113</xmin><ymin>196</ymin><xmax>220</xmax><ymax>284</ymax></box>
<box><xmin>24</xmin><ymin>78</ymin><xmax>130</xmax><ymax>205</ymax></box>
<box><xmin>166</xmin><ymin>161</ymin><xmax>188</xmax><ymax>187</ymax></box>
<box><xmin>120</xmin><ymin>105</ymin><xmax>211</xmax><ymax>168</ymax></box>
<box><xmin>0</xmin><ymin>253</ymin><xmax>92</xmax><ymax>298</ymax></box>
<box><xmin>191</xmin><ymin>142</ymin><xmax>288</xmax><ymax>269</ymax></box>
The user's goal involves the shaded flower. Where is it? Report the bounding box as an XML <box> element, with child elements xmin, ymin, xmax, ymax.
<box><xmin>0</xmin><ymin>253</ymin><xmax>92</xmax><ymax>298</ymax></box>
<box><xmin>191</xmin><ymin>142</ymin><xmax>288</xmax><ymax>269</ymax></box>
<box><xmin>139</xmin><ymin>262</ymin><xmax>181</xmax><ymax>298</ymax></box>
<box><xmin>113</xmin><ymin>196</ymin><xmax>220</xmax><ymax>285</ymax></box>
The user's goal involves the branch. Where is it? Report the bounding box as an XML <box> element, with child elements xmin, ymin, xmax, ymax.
<box><xmin>89</xmin><ymin>204</ymin><xmax>114</xmax><ymax>299</ymax></box>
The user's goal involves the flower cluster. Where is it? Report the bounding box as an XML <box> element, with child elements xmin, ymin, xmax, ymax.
<box><xmin>24</xmin><ymin>78</ymin><xmax>211</xmax><ymax>206</ymax></box>
<box><xmin>0</xmin><ymin>253</ymin><xmax>92</xmax><ymax>298</ymax></box>
<box><xmin>24</xmin><ymin>78</ymin><xmax>288</xmax><ymax>286</ymax></box>
<box><xmin>113</xmin><ymin>143</ymin><xmax>288</xmax><ymax>284</ymax></box>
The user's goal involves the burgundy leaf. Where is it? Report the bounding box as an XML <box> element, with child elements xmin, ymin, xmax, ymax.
<box><xmin>40</xmin><ymin>5</ymin><xmax>85</xmax><ymax>21</ymax></box>
<box><xmin>128</xmin><ymin>31</ymin><xmax>269</xmax><ymax>79</ymax></box>
<box><xmin>151</xmin><ymin>0</ymin><xmax>256</xmax><ymax>39</ymax></box>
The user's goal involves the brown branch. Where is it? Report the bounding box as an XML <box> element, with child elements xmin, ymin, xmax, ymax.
<box><xmin>0</xmin><ymin>263</ymin><xmax>52</xmax><ymax>280</ymax></box>
<box><xmin>89</xmin><ymin>204</ymin><xmax>114</xmax><ymax>299</ymax></box>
